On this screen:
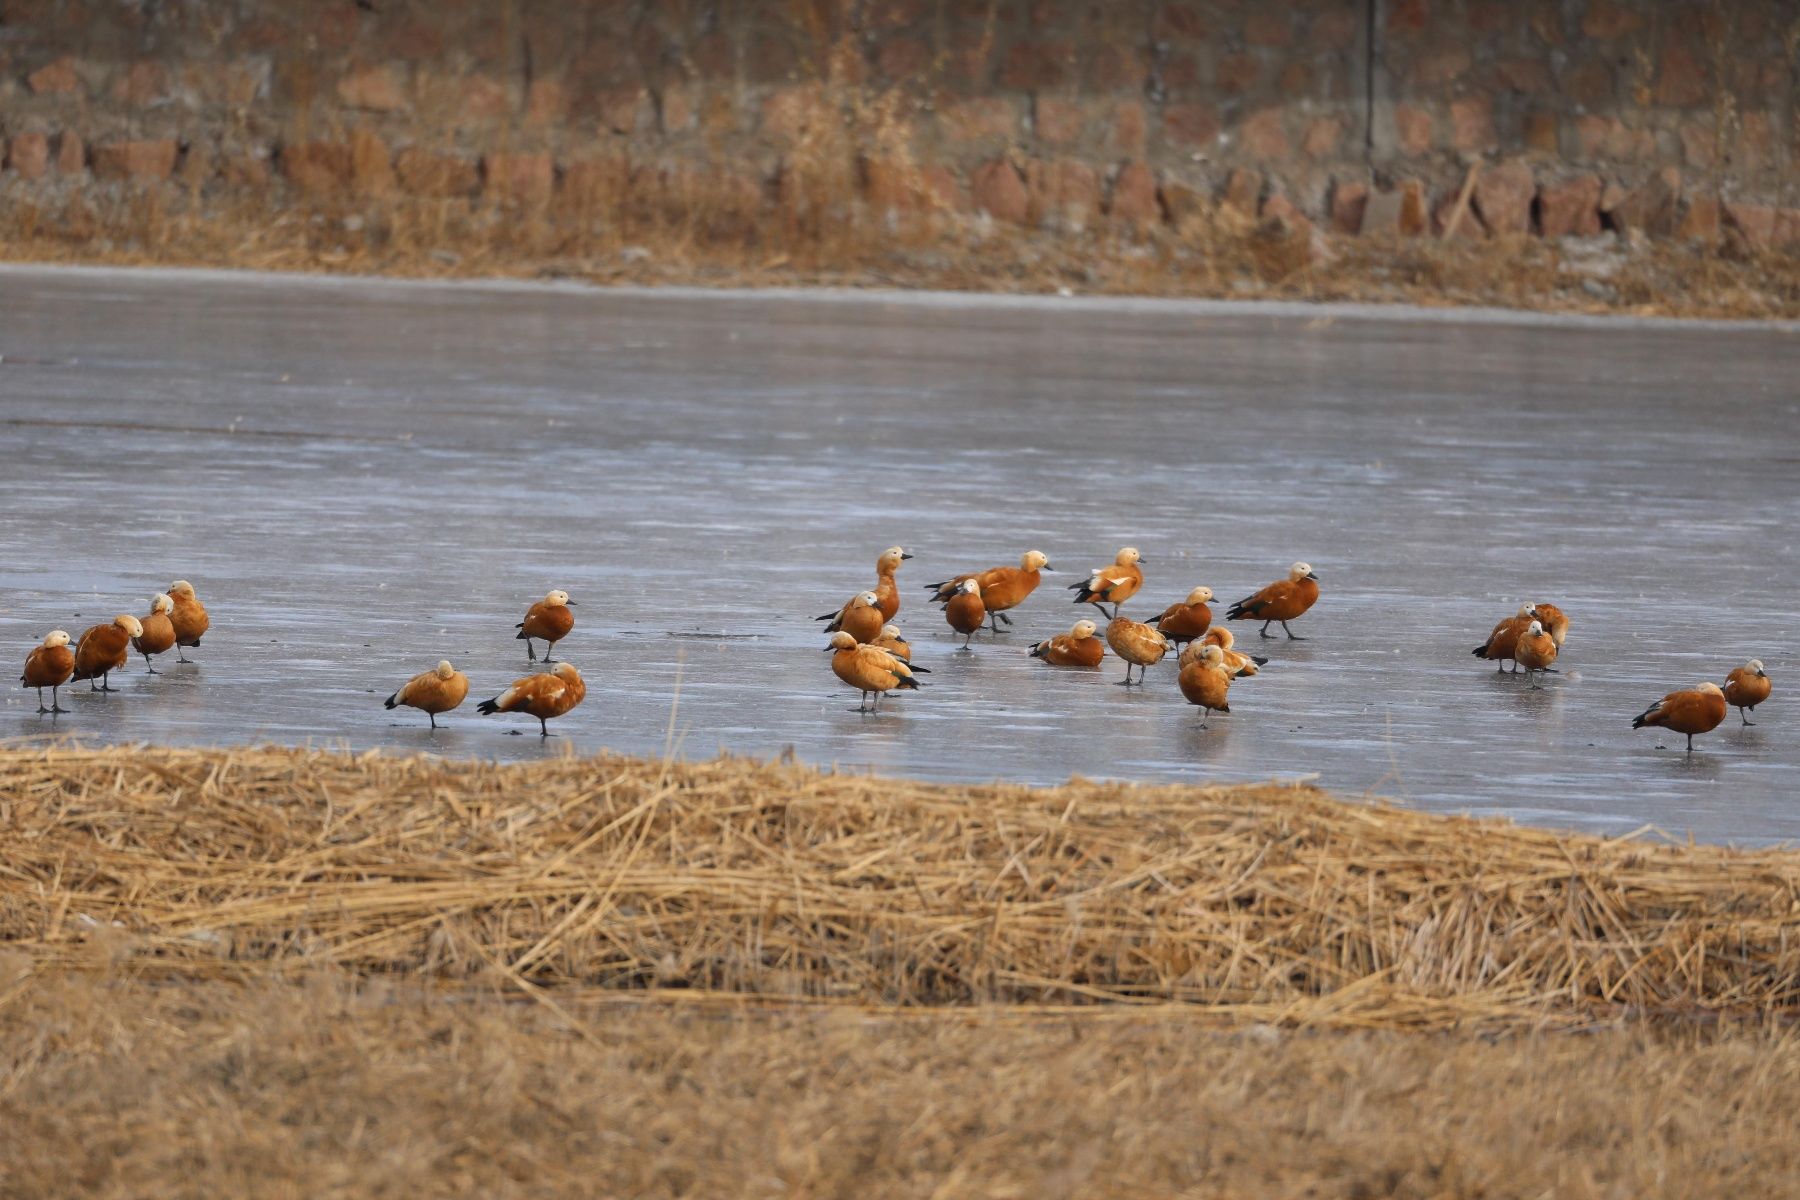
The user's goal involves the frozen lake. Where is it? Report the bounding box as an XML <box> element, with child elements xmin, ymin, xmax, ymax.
<box><xmin>1</xmin><ymin>264</ymin><xmax>1795</xmax><ymax>842</ymax></box>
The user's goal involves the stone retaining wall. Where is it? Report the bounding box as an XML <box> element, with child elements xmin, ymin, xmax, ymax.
<box><xmin>1</xmin><ymin>0</ymin><xmax>1796</xmax><ymax>247</ymax></box>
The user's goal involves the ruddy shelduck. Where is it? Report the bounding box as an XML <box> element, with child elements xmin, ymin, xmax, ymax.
<box><xmin>1150</xmin><ymin>586</ymin><xmax>1215</xmax><ymax>645</ymax></box>
<box><xmin>132</xmin><ymin>593</ymin><xmax>177</xmax><ymax>674</ymax></box>
<box><xmin>1723</xmin><ymin>660</ymin><xmax>1771</xmax><ymax>725</ymax></box>
<box><xmin>819</xmin><ymin>546</ymin><xmax>913</xmax><ymax>626</ymax></box>
<box><xmin>1473</xmin><ymin>603</ymin><xmax>1539</xmax><ymax>673</ymax></box>
<box><xmin>826</xmin><ymin>629</ymin><xmax>921</xmax><ymax>712</ymax></box>
<box><xmin>1533</xmin><ymin>602</ymin><xmax>1570</xmax><ymax>649</ymax></box>
<box><xmin>20</xmin><ymin>630</ymin><xmax>75</xmax><ymax>713</ymax></box>
<box><xmin>1029</xmin><ymin>619</ymin><xmax>1105</xmax><ymax>668</ymax></box>
<box><xmin>871</xmin><ymin>623</ymin><xmax>913</xmax><ymax>662</ymax></box>
<box><xmin>925</xmin><ymin>550</ymin><xmax>1051</xmax><ymax>630</ymax></box>
<box><xmin>1632</xmin><ymin>681</ymin><xmax>1728</xmax><ymax>753</ymax></box>
<box><xmin>72</xmin><ymin>615</ymin><xmax>144</xmax><ymax>693</ymax></box>
<box><xmin>385</xmin><ymin>660</ymin><xmax>471</xmax><ymax>729</ymax></box>
<box><xmin>516</xmin><ymin>589</ymin><xmax>576</xmax><ymax>662</ymax></box>
<box><xmin>1226</xmin><ymin>562</ymin><xmax>1319</xmax><ymax>639</ymax></box>
<box><xmin>1104</xmin><ymin>614</ymin><xmax>1169</xmax><ymax>686</ymax></box>
<box><xmin>944</xmin><ymin>579</ymin><xmax>987</xmax><ymax>648</ymax></box>
<box><xmin>1513</xmin><ymin>619</ymin><xmax>1558</xmax><ymax>688</ymax></box>
<box><xmin>167</xmin><ymin>579</ymin><xmax>209</xmax><ymax>662</ymax></box>
<box><xmin>476</xmin><ymin>661</ymin><xmax>586</xmax><ymax>736</ymax></box>
<box><xmin>1069</xmin><ymin>548</ymin><xmax>1144</xmax><ymax>619</ymax></box>
<box><xmin>1177</xmin><ymin>644</ymin><xmax>1233</xmax><ymax>727</ymax></box>
<box><xmin>824</xmin><ymin>590</ymin><xmax>885</xmax><ymax>644</ymax></box>
<box><xmin>1183</xmin><ymin>627</ymin><xmax>1267</xmax><ymax>678</ymax></box>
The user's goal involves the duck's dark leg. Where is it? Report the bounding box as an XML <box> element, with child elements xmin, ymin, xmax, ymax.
<box><xmin>51</xmin><ymin>685</ymin><xmax>67</xmax><ymax>714</ymax></box>
<box><xmin>1259</xmin><ymin>621</ymin><xmax>1274</xmax><ymax>639</ymax></box>
<box><xmin>35</xmin><ymin>687</ymin><xmax>48</xmax><ymax>714</ymax></box>
<box><xmin>1282</xmin><ymin>621</ymin><xmax>1306</xmax><ymax>640</ymax></box>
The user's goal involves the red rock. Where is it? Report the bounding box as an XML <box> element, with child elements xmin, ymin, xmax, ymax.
<box><xmin>337</xmin><ymin>64</ymin><xmax>409</xmax><ymax>112</ymax></box>
<box><xmin>280</xmin><ymin>141</ymin><xmax>351</xmax><ymax>194</ymax></box>
<box><xmin>1109</xmin><ymin>161</ymin><xmax>1158</xmax><ymax>226</ymax></box>
<box><xmin>1276</xmin><ymin>61</ymin><xmax>1314</xmax><ymax>94</ymax></box>
<box><xmin>1161</xmin><ymin>50</ymin><xmax>1201</xmax><ymax>89</ymax></box>
<box><xmin>1494</xmin><ymin>57</ymin><xmax>1552</xmax><ymax>94</ymax></box>
<box><xmin>1085</xmin><ymin>42</ymin><xmax>1143</xmax><ymax>91</ymax></box>
<box><xmin>1581</xmin><ymin>0</ymin><xmax>1642</xmax><ymax>38</ymax></box>
<box><xmin>876</xmin><ymin>37</ymin><xmax>930</xmax><ymax>80</ymax></box>
<box><xmin>55</xmin><ymin>132</ymin><xmax>85</xmax><ymax>174</ymax></box>
<box><xmin>223</xmin><ymin>152</ymin><xmax>271</xmax><ymax>189</ymax></box>
<box><xmin>394</xmin><ymin>149</ymin><xmax>478</xmax><ymax>197</ymax></box>
<box><xmin>1220</xmin><ymin>167</ymin><xmax>1262</xmax><ymax>218</ymax></box>
<box><xmin>111</xmin><ymin>60</ymin><xmax>166</xmax><ymax>106</ymax></box>
<box><xmin>1301</xmin><ymin>115</ymin><xmax>1346</xmax><ymax>159</ymax></box>
<box><xmin>1413</xmin><ymin>45</ymin><xmax>1470</xmax><ymax>87</ymax></box>
<box><xmin>1473</xmin><ymin>158</ymin><xmax>1534</xmax><ymax>234</ymax></box>
<box><xmin>600</xmin><ymin>87</ymin><xmax>648</xmax><ymax>135</ymax></box>
<box><xmin>762</xmin><ymin>86</ymin><xmax>826</xmax><ymax>141</ymax></box>
<box><xmin>1160</xmin><ymin>181</ymin><xmax>1208</xmax><ymax>225</ymax></box>
<box><xmin>1449</xmin><ymin>96</ymin><xmax>1496</xmax><ymax>152</ymax></box>
<box><xmin>459</xmin><ymin>75</ymin><xmax>510</xmax><ymax>123</ymax></box>
<box><xmin>998</xmin><ymin>39</ymin><xmax>1074</xmax><ymax>90</ymax></box>
<box><xmin>6</xmin><ymin>132</ymin><xmax>50</xmax><ymax>180</ymax></box>
<box><xmin>1564</xmin><ymin>61</ymin><xmax>1614</xmax><ymax>108</ymax></box>
<box><xmin>562</xmin><ymin>157</ymin><xmax>630</xmax><ymax>208</ymax></box>
<box><xmin>1723</xmin><ymin>201</ymin><xmax>1776</xmax><ymax>252</ymax></box>
<box><xmin>526</xmin><ymin>79</ymin><xmax>568</xmax><ymax>124</ymax></box>
<box><xmin>938</xmin><ymin>97</ymin><xmax>1017</xmax><ymax>146</ymax></box>
<box><xmin>1394</xmin><ymin>105</ymin><xmax>1432</xmax><ymax>156</ymax></box>
<box><xmin>1654</xmin><ymin>44</ymin><xmax>1706</xmax><ymax>107</ymax></box>
<box><xmin>485</xmin><ymin>152</ymin><xmax>555</xmax><ymax>205</ymax></box>
<box><xmin>1387</xmin><ymin>0</ymin><xmax>1428</xmax><ymax>33</ymax></box>
<box><xmin>1237</xmin><ymin>107</ymin><xmax>1289</xmax><ymax>160</ymax></box>
<box><xmin>1605</xmin><ymin>167</ymin><xmax>1682</xmax><ymax>235</ymax></box>
<box><xmin>27</xmin><ymin>56</ymin><xmax>80</xmax><ymax>95</ymax></box>
<box><xmin>1034</xmin><ymin>98</ymin><xmax>1084</xmax><ymax>146</ymax></box>
<box><xmin>1261</xmin><ymin>193</ymin><xmax>1314</xmax><ymax>235</ymax></box>
<box><xmin>1109</xmin><ymin>101</ymin><xmax>1146</xmax><ymax>153</ymax></box>
<box><xmin>1245</xmin><ymin>11</ymin><xmax>1292</xmax><ymax>47</ymax></box>
<box><xmin>349</xmin><ymin>129</ymin><xmax>393</xmax><ymax>195</ymax></box>
<box><xmin>1215</xmin><ymin>54</ymin><xmax>1258</xmax><ymax>93</ymax></box>
<box><xmin>1026</xmin><ymin>158</ymin><xmax>1101</xmax><ymax>227</ymax></box>
<box><xmin>1311</xmin><ymin>10</ymin><xmax>1359</xmax><ymax>48</ymax></box>
<box><xmin>1538</xmin><ymin>175</ymin><xmax>1602</xmax><ymax>237</ymax></box>
<box><xmin>1362</xmin><ymin>179</ymin><xmax>1428</xmax><ymax>236</ymax></box>
<box><xmin>1523</xmin><ymin>111</ymin><xmax>1558</xmax><ymax>154</ymax></box>
<box><xmin>1329</xmin><ymin>179</ymin><xmax>1369</xmax><ymax>234</ymax></box>
<box><xmin>659</xmin><ymin>87</ymin><xmax>694</xmax><ymax>134</ymax></box>
<box><xmin>1676</xmin><ymin>196</ymin><xmax>1719</xmax><ymax>243</ymax></box>
<box><xmin>1162</xmin><ymin>102</ymin><xmax>1219</xmax><ymax>148</ymax></box>
<box><xmin>970</xmin><ymin>158</ymin><xmax>1028</xmax><ymax>224</ymax></box>
<box><xmin>1679</xmin><ymin>120</ymin><xmax>1715</xmax><ymax>170</ymax></box>
<box><xmin>92</xmin><ymin>139</ymin><xmax>179</xmax><ymax>182</ymax></box>
<box><xmin>919</xmin><ymin>165</ymin><xmax>964</xmax><ymax>211</ymax></box>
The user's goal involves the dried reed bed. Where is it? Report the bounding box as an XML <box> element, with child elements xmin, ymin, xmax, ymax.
<box><xmin>3</xmin><ymin>184</ymin><xmax>1798</xmax><ymax>320</ymax></box>
<box><xmin>4</xmin><ymin>965</ymin><xmax>1799</xmax><ymax>1198</ymax></box>
<box><xmin>3</xmin><ymin>746</ymin><xmax>1796</xmax><ymax>1029</ymax></box>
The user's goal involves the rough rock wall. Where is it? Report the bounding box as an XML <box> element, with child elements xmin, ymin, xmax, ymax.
<box><xmin>1</xmin><ymin>0</ymin><xmax>1796</xmax><ymax>244</ymax></box>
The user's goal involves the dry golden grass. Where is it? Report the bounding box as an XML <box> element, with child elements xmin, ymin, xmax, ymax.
<box><xmin>2</xmin><ymin>184</ymin><xmax>1796</xmax><ymax>320</ymax></box>
<box><xmin>3</xmin><ymin>746</ymin><xmax>1798</xmax><ymax>1029</ymax></box>
<box><xmin>3</xmin><ymin>965</ymin><xmax>1799</xmax><ymax>1199</ymax></box>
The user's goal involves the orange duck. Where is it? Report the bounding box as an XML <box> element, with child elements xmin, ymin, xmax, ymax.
<box><xmin>1226</xmin><ymin>562</ymin><xmax>1319</xmax><ymax>640</ymax></box>
<box><xmin>1150</xmin><ymin>586</ymin><xmax>1215</xmax><ymax>645</ymax></box>
<box><xmin>72</xmin><ymin>615</ymin><xmax>143</xmax><ymax>693</ymax></box>
<box><xmin>925</xmin><ymin>550</ymin><xmax>1050</xmax><ymax>632</ymax></box>
<box><xmin>516</xmin><ymin>589</ymin><xmax>576</xmax><ymax>662</ymax></box>
<box><xmin>385</xmin><ymin>660</ymin><xmax>471</xmax><ymax>729</ymax></box>
<box><xmin>1473</xmin><ymin>603</ymin><xmax>1539</xmax><ymax>673</ymax></box>
<box><xmin>1029</xmin><ymin>619</ymin><xmax>1105</xmax><ymax>668</ymax></box>
<box><xmin>824</xmin><ymin>591</ymin><xmax>885</xmax><ymax>644</ymax></box>
<box><xmin>818</xmin><ymin>546</ymin><xmax>913</xmax><ymax>626</ymax></box>
<box><xmin>477</xmin><ymin>661</ymin><xmax>586</xmax><ymax>735</ymax></box>
<box><xmin>1722</xmin><ymin>660</ymin><xmax>1771</xmax><ymax>725</ymax></box>
<box><xmin>826</xmin><ymin>630</ymin><xmax>921</xmax><ymax>712</ymax></box>
<box><xmin>1177</xmin><ymin>644</ymin><xmax>1233</xmax><ymax>727</ymax></box>
<box><xmin>168</xmin><ymin>579</ymin><xmax>209</xmax><ymax>662</ymax></box>
<box><xmin>944</xmin><ymin>579</ymin><xmax>987</xmax><ymax>648</ymax></box>
<box><xmin>1513</xmin><ymin>619</ymin><xmax>1558</xmax><ymax>689</ymax></box>
<box><xmin>1069</xmin><ymin>548</ymin><xmax>1144</xmax><ymax>619</ymax></box>
<box><xmin>1631</xmin><ymin>681</ymin><xmax>1728</xmax><ymax>753</ymax></box>
<box><xmin>1104</xmin><ymin>614</ymin><xmax>1168</xmax><ymax>686</ymax></box>
<box><xmin>132</xmin><ymin>592</ymin><xmax>177</xmax><ymax>674</ymax></box>
<box><xmin>20</xmin><ymin>630</ymin><xmax>75</xmax><ymax>713</ymax></box>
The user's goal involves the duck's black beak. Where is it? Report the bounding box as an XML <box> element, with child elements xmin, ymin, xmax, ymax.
<box><xmin>900</xmin><ymin>553</ymin><xmax>914</xmax><ymax>560</ymax></box>
<box><xmin>1041</xmin><ymin>564</ymin><xmax>1055</xmax><ymax>572</ymax></box>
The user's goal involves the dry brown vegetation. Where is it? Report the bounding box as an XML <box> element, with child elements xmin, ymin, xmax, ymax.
<box><xmin>5</xmin><ymin>966</ymin><xmax>1799</xmax><ymax>1199</ymax></box>
<box><xmin>4</xmin><ymin>746</ymin><xmax>1798</xmax><ymax>1026</ymax></box>
<box><xmin>6</xmin><ymin>746</ymin><xmax>1800</xmax><ymax>1195</ymax></box>
<box><xmin>3</xmin><ymin>182</ymin><xmax>1798</xmax><ymax>320</ymax></box>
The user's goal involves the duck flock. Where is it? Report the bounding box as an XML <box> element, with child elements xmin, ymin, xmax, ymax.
<box><xmin>16</xmin><ymin>551</ymin><xmax>1776</xmax><ymax>753</ymax></box>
